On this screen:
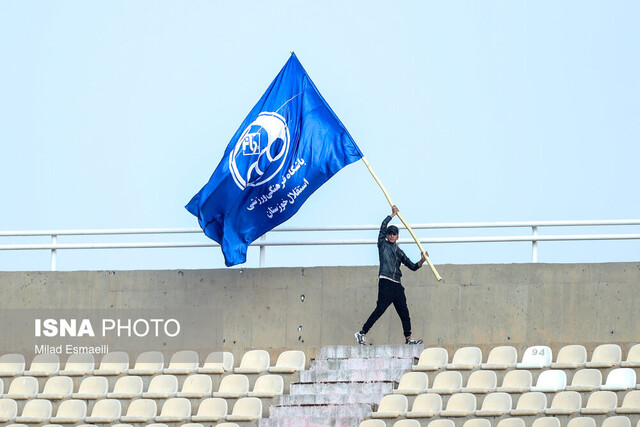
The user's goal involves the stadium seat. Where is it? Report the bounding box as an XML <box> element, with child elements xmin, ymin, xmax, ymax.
<box><xmin>248</xmin><ymin>374</ymin><xmax>284</xmax><ymax>398</ymax></box>
<box><xmin>497</xmin><ymin>418</ymin><xmax>526</xmax><ymax>427</ymax></box>
<box><xmin>268</xmin><ymin>350</ymin><xmax>306</xmax><ymax>373</ymax></box>
<box><xmin>393</xmin><ymin>372</ymin><xmax>429</xmax><ymax>395</ymax></box>
<box><xmin>154</xmin><ymin>397</ymin><xmax>191</xmax><ymax>423</ymax></box>
<box><xmin>439</xmin><ymin>392</ymin><xmax>476</xmax><ymax>417</ymax></box>
<box><xmin>4</xmin><ymin>376</ymin><xmax>38</xmax><ymax>400</ymax></box>
<box><xmin>37</xmin><ymin>376</ymin><xmax>73</xmax><ymax>400</ymax></box>
<box><xmin>603</xmin><ymin>416</ymin><xmax>632</xmax><ymax>427</ymax></box>
<box><xmin>59</xmin><ymin>354</ymin><xmax>94</xmax><ymax>376</ymax></box>
<box><xmin>15</xmin><ymin>399</ymin><xmax>52</xmax><ymax>423</ymax></box>
<box><xmin>163</xmin><ymin>350</ymin><xmax>199</xmax><ymax>375</ymax></box>
<box><xmin>530</xmin><ymin>370</ymin><xmax>567</xmax><ymax>392</ymax></box>
<box><xmin>475</xmin><ymin>392</ymin><xmax>512</xmax><ymax>416</ymax></box>
<box><xmin>176</xmin><ymin>374</ymin><xmax>212</xmax><ymax>398</ymax></box>
<box><xmin>49</xmin><ymin>399</ymin><xmax>87</xmax><ymax>423</ymax></box>
<box><xmin>446</xmin><ymin>346</ymin><xmax>482</xmax><ymax>370</ymax></box>
<box><xmin>25</xmin><ymin>354</ymin><xmax>59</xmax><ymax>377</ymax></box>
<box><xmin>463</xmin><ymin>419</ymin><xmax>491</xmax><ymax>427</ymax></box>
<box><xmin>481</xmin><ymin>345</ymin><xmax>517</xmax><ymax>370</ymax></box>
<box><xmin>461</xmin><ymin>370</ymin><xmax>497</xmax><ymax>394</ymax></box>
<box><xmin>601</xmin><ymin>368</ymin><xmax>636</xmax><ymax>391</ymax></box>
<box><xmin>566</xmin><ymin>417</ymin><xmax>596</xmax><ymax>427</ymax></box>
<box><xmin>190</xmin><ymin>397</ymin><xmax>228</xmax><ymax>422</ymax></box>
<box><xmin>71</xmin><ymin>376</ymin><xmax>108</xmax><ymax>400</ymax></box>
<box><xmin>427</xmin><ymin>420</ymin><xmax>455</xmax><ymax>427</ymax></box>
<box><xmin>585</xmin><ymin>344</ymin><xmax>622</xmax><ymax>368</ymax></box>
<box><xmin>412</xmin><ymin>348</ymin><xmax>448</xmax><ymax>371</ymax></box>
<box><xmin>181</xmin><ymin>424</ymin><xmax>204</xmax><ymax>427</ymax></box>
<box><xmin>621</xmin><ymin>344</ymin><xmax>640</xmax><ymax>367</ymax></box>
<box><xmin>128</xmin><ymin>351</ymin><xmax>164</xmax><ymax>375</ymax></box>
<box><xmin>93</xmin><ymin>351</ymin><xmax>129</xmax><ymax>376</ymax></box>
<box><xmin>510</xmin><ymin>391</ymin><xmax>547</xmax><ymax>416</ymax></box>
<box><xmin>119</xmin><ymin>399</ymin><xmax>157</xmax><ymax>423</ymax></box>
<box><xmin>566</xmin><ymin>369</ymin><xmax>602</xmax><ymax>392</ymax></box>
<box><xmin>141</xmin><ymin>374</ymin><xmax>178</xmax><ymax>399</ymax></box>
<box><xmin>0</xmin><ymin>398</ymin><xmax>18</xmax><ymax>423</ymax></box>
<box><xmin>616</xmin><ymin>390</ymin><xmax>640</xmax><ymax>414</ymax></box>
<box><xmin>551</xmin><ymin>344</ymin><xmax>587</xmax><ymax>369</ymax></box>
<box><xmin>106</xmin><ymin>375</ymin><xmax>143</xmax><ymax>398</ymax></box>
<box><xmin>545</xmin><ymin>391</ymin><xmax>582</xmax><ymax>415</ymax></box>
<box><xmin>84</xmin><ymin>399</ymin><xmax>121</xmax><ymax>423</ymax></box>
<box><xmin>532</xmin><ymin>418</ymin><xmax>561</xmax><ymax>427</ymax></box>
<box><xmin>580</xmin><ymin>390</ymin><xmax>617</xmax><ymax>414</ymax></box>
<box><xmin>359</xmin><ymin>420</ymin><xmax>386</xmax><ymax>427</ymax></box>
<box><xmin>234</xmin><ymin>350</ymin><xmax>270</xmax><ymax>374</ymax></box>
<box><xmin>212</xmin><ymin>374</ymin><xmax>249</xmax><ymax>398</ymax></box>
<box><xmin>516</xmin><ymin>345</ymin><xmax>552</xmax><ymax>369</ymax></box>
<box><xmin>371</xmin><ymin>394</ymin><xmax>408</xmax><ymax>418</ymax></box>
<box><xmin>0</xmin><ymin>354</ymin><xmax>25</xmax><ymax>377</ymax></box>
<box><xmin>405</xmin><ymin>393</ymin><xmax>442</xmax><ymax>418</ymax></box>
<box><xmin>393</xmin><ymin>420</ymin><xmax>421</xmax><ymax>427</ymax></box>
<box><xmin>430</xmin><ymin>371</ymin><xmax>463</xmax><ymax>394</ymax></box>
<box><xmin>225</xmin><ymin>397</ymin><xmax>262</xmax><ymax>422</ymax></box>
<box><xmin>497</xmin><ymin>370</ymin><xmax>533</xmax><ymax>393</ymax></box>
<box><xmin>214</xmin><ymin>423</ymin><xmax>240</xmax><ymax>427</ymax></box>
<box><xmin>197</xmin><ymin>351</ymin><xmax>234</xmax><ymax>374</ymax></box>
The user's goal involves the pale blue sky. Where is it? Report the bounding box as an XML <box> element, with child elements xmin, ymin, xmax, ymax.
<box><xmin>1</xmin><ymin>1</ymin><xmax>639</xmax><ymax>271</ymax></box>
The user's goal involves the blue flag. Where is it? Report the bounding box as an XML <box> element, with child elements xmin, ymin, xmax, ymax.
<box><xmin>186</xmin><ymin>53</ymin><xmax>363</xmax><ymax>266</ymax></box>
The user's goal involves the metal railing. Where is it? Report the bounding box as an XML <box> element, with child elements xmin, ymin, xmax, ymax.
<box><xmin>1</xmin><ymin>220</ymin><xmax>640</xmax><ymax>271</ymax></box>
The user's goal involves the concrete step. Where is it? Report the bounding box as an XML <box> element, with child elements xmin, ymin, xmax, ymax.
<box><xmin>279</xmin><ymin>392</ymin><xmax>385</xmax><ymax>406</ymax></box>
<box><xmin>269</xmin><ymin>403</ymin><xmax>372</xmax><ymax>419</ymax></box>
<box><xmin>259</xmin><ymin>416</ymin><xmax>363</xmax><ymax>427</ymax></box>
<box><xmin>300</xmin><ymin>368</ymin><xmax>405</xmax><ymax>383</ymax></box>
<box><xmin>316</xmin><ymin>344</ymin><xmax>424</xmax><ymax>360</ymax></box>
<box><xmin>309</xmin><ymin>357</ymin><xmax>415</xmax><ymax>371</ymax></box>
<box><xmin>290</xmin><ymin>381</ymin><xmax>394</xmax><ymax>395</ymax></box>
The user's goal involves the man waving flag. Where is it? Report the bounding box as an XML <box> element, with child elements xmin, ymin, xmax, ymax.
<box><xmin>186</xmin><ymin>53</ymin><xmax>363</xmax><ymax>266</ymax></box>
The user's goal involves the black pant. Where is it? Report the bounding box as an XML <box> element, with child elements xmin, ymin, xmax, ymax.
<box><xmin>362</xmin><ymin>278</ymin><xmax>412</xmax><ymax>337</ymax></box>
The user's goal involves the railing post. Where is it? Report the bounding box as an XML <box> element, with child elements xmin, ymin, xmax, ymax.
<box><xmin>51</xmin><ymin>234</ymin><xmax>57</xmax><ymax>271</ymax></box>
<box><xmin>532</xmin><ymin>226</ymin><xmax>538</xmax><ymax>263</ymax></box>
<box><xmin>259</xmin><ymin>234</ymin><xmax>266</xmax><ymax>267</ymax></box>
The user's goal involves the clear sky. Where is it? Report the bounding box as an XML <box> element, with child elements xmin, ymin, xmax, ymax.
<box><xmin>1</xmin><ymin>1</ymin><xmax>639</xmax><ymax>271</ymax></box>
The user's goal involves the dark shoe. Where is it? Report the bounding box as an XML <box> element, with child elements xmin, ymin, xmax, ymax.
<box><xmin>405</xmin><ymin>337</ymin><xmax>423</xmax><ymax>345</ymax></box>
<box><xmin>354</xmin><ymin>331</ymin><xmax>366</xmax><ymax>346</ymax></box>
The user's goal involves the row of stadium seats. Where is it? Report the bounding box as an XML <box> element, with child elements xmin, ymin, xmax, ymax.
<box><xmin>361</xmin><ymin>416</ymin><xmax>640</xmax><ymax>427</ymax></box>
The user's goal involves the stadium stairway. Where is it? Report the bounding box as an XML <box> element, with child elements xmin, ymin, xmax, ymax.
<box><xmin>260</xmin><ymin>344</ymin><xmax>424</xmax><ymax>427</ymax></box>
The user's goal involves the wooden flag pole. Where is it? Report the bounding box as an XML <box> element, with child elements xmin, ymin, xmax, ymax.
<box><xmin>362</xmin><ymin>157</ymin><xmax>442</xmax><ymax>281</ymax></box>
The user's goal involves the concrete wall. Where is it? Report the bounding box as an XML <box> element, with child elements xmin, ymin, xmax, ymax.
<box><xmin>1</xmin><ymin>262</ymin><xmax>639</xmax><ymax>362</ymax></box>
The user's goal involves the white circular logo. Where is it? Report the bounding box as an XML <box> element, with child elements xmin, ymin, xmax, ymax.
<box><xmin>229</xmin><ymin>112</ymin><xmax>290</xmax><ymax>190</ymax></box>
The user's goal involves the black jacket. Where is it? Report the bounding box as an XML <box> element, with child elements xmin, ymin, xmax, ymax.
<box><xmin>377</xmin><ymin>215</ymin><xmax>421</xmax><ymax>282</ymax></box>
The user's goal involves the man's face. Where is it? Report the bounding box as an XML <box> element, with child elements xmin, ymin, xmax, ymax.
<box><xmin>387</xmin><ymin>231</ymin><xmax>398</xmax><ymax>243</ymax></box>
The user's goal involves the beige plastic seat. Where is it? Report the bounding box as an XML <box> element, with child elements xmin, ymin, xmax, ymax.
<box><xmin>393</xmin><ymin>372</ymin><xmax>428</xmax><ymax>395</ymax></box>
<box><xmin>551</xmin><ymin>345</ymin><xmax>587</xmax><ymax>369</ymax></box>
<box><xmin>0</xmin><ymin>354</ymin><xmax>25</xmax><ymax>377</ymax></box>
<box><xmin>497</xmin><ymin>418</ymin><xmax>526</xmax><ymax>427</ymax></box>
<box><xmin>84</xmin><ymin>399</ymin><xmax>121</xmax><ymax>423</ymax></box>
<box><xmin>15</xmin><ymin>399</ymin><xmax>52</xmax><ymax>423</ymax></box>
<box><xmin>463</xmin><ymin>420</ymin><xmax>491</xmax><ymax>427</ymax></box>
<box><xmin>510</xmin><ymin>391</ymin><xmax>547</xmax><ymax>416</ymax></box>
<box><xmin>225</xmin><ymin>397</ymin><xmax>262</xmax><ymax>422</ymax></box>
<box><xmin>412</xmin><ymin>348</ymin><xmax>448</xmax><ymax>371</ymax></box>
<box><xmin>197</xmin><ymin>352</ymin><xmax>234</xmax><ymax>374</ymax></box>
<box><xmin>430</xmin><ymin>371</ymin><xmax>463</xmax><ymax>394</ymax></box>
<box><xmin>0</xmin><ymin>399</ymin><xmax>18</xmax><ymax>423</ymax></box>
<box><xmin>405</xmin><ymin>393</ymin><xmax>442</xmax><ymax>418</ymax></box>
<box><xmin>622</xmin><ymin>344</ymin><xmax>640</xmax><ymax>367</ymax></box>
<box><xmin>234</xmin><ymin>350</ymin><xmax>270</xmax><ymax>374</ymax></box>
<box><xmin>248</xmin><ymin>374</ymin><xmax>283</xmax><ymax>398</ymax></box>
<box><xmin>94</xmin><ymin>351</ymin><xmax>129</xmax><ymax>376</ymax></box>
<box><xmin>446</xmin><ymin>347</ymin><xmax>482</xmax><ymax>370</ymax></box>
<box><xmin>141</xmin><ymin>374</ymin><xmax>178</xmax><ymax>398</ymax></box>
<box><xmin>268</xmin><ymin>350</ymin><xmax>306</xmax><ymax>373</ymax></box>
<box><xmin>461</xmin><ymin>370</ymin><xmax>497</xmax><ymax>394</ymax></box>
<box><xmin>516</xmin><ymin>345</ymin><xmax>552</xmax><ymax>369</ymax></box>
<box><xmin>71</xmin><ymin>376</ymin><xmax>108</xmax><ymax>400</ymax></box>
<box><xmin>394</xmin><ymin>420</ymin><xmax>421</xmax><ymax>427</ymax></box>
<box><xmin>50</xmin><ymin>399</ymin><xmax>87</xmax><ymax>424</ymax></box>
<box><xmin>4</xmin><ymin>376</ymin><xmax>38</xmax><ymax>399</ymax></box>
<box><xmin>25</xmin><ymin>354</ymin><xmax>60</xmax><ymax>377</ymax></box>
<box><xmin>119</xmin><ymin>399</ymin><xmax>157</xmax><ymax>423</ymax></box>
<box><xmin>482</xmin><ymin>346</ymin><xmax>517</xmax><ymax>370</ymax></box>
<box><xmin>601</xmin><ymin>368</ymin><xmax>636</xmax><ymax>391</ymax></box>
<box><xmin>164</xmin><ymin>350</ymin><xmax>199</xmax><ymax>375</ymax></box>
<box><xmin>37</xmin><ymin>376</ymin><xmax>73</xmax><ymax>400</ymax></box>
<box><xmin>176</xmin><ymin>374</ymin><xmax>212</xmax><ymax>398</ymax></box>
<box><xmin>427</xmin><ymin>420</ymin><xmax>455</xmax><ymax>427</ymax></box>
<box><xmin>128</xmin><ymin>351</ymin><xmax>164</xmax><ymax>375</ymax></box>
<box><xmin>371</xmin><ymin>394</ymin><xmax>408</xmax><ymax>418</ymax></box>
<box><xmin>191</xmin><ymin>397</ymin><xmax>228</xmax><ymax>422</ymax></box>
<box><xmin>154</xmin><ymin>397</ymin><xmax>191</xmax><ymax>423</ymax></box>
<box><xmin>586</xmin><ymin>344</ymin><xmax>622</xmax><ymax>368</ymax></box>
<box><xmin>567</xmin><ymin>369</ymin><xmax>602</xmax><ymax>392</ymax></box>
<box><xmin>532</xmin><ymin>417</ymin><xmax>561</xmax><ymax>427</ymax></box>
<box><xmin>107</xmin><ymin>375</ymin><xmax>143</xmax><ymax>398</ymax></box>
<box><xmin>545</xmin><ymin>391</ymin><xmax>582</xmax><ymax>415</ymax></box>
<box><xmin>181</xmin><ymin>423</ymin><xmax>205</xmax><ymax>427</ymax></box>
<box><xmin>567</xmin><ymin>417</ymin><xmax>596</xmax><ymax>427</ymax></box>
<box><xmin>475</xmin><ymin>392</ymin><xmax>512</xmax><ymax>416</ymax></box>
<box><xmin>215</xmin><ymin>423</ymin><xmax>240</xmax><ymax>427</ymax></box>
<box><xmin>603</xmin><ymin>416</ymin><xmax>632</xmax><ymax>427</ymax></box>
<box><xmin>359</xmin><ymin>420</ymin><xmax>386</xmax><ymax>427</ymax></box>
<box><xmin>212</xmin><ymin>374</ymin><xmax>249</xmax><ymax>398</ymax></box>
<box><xmin>531</xmin><ymin>370</ymin><xmax>567</xmax><ymax>392</ymax></box>
<box><xmin>616</xmin><ymin>390</ymin><xmax>640</xmax><ymax>414</ymax></box>
<box><xmin>497</xmin><ymin>370</ymin><xmax>533</xmax><ymax>393</ymax></box>
<box><xmin>439</xmin><ymin>392</ymin><xmax>476</xmax><ymax>417</ymax></box>
<box><xmin>580</xmin><ymin>390</ymin><xmax>617</xmax><ymax>414</ymax></box>
<box><xmin>59</xmin><ymin>354</ymin><xmax>94</xmax><ymax>376</ymax></box>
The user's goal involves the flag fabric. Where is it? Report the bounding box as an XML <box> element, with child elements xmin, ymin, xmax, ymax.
<box><xmin>186</xmin><ymin>53</ymin><xmax>363</xmax><ymax>266</ymax></box>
